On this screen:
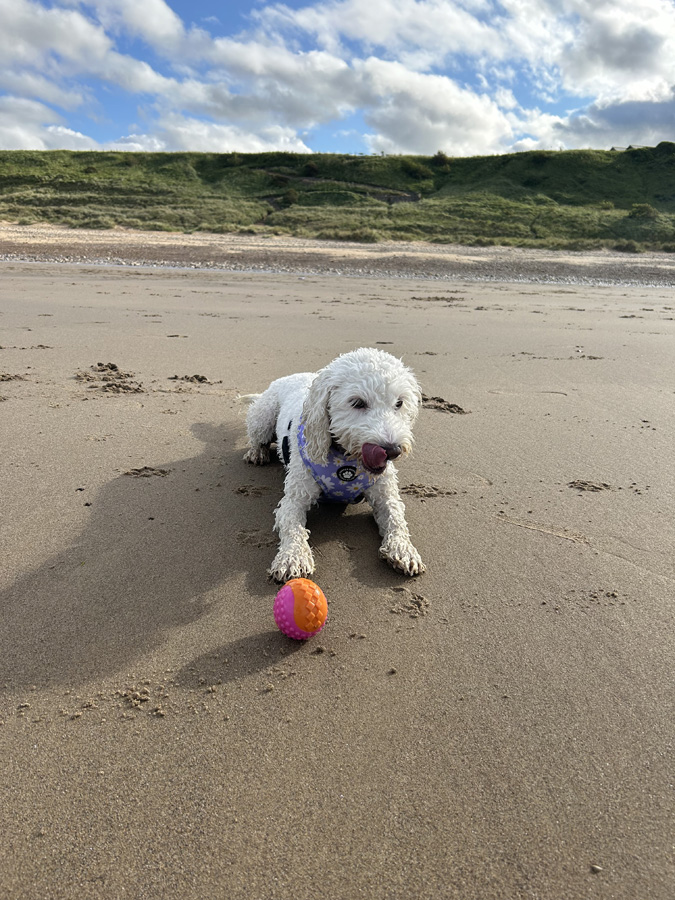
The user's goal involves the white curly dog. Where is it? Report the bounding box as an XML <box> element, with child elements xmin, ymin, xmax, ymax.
<box><xmin>243</xmin><ymin>347</ymin><xmax>425</xmax><ymax>583</ymax></box>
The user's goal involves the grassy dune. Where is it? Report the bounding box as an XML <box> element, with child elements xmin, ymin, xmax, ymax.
<box><xmin>1</xmin><ymin>145</ymin><xmax>675</xmax><ymax>251</ymax></box>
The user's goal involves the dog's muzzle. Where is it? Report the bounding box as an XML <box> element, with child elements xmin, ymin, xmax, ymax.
<box><xmin>362</xmin><ymin>443</ymin><xmax>401</xmax><ymax>474</ymax></box>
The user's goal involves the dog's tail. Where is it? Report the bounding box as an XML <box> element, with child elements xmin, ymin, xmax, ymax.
<box><xmin>237</xmin><ymin>393</ymin><xmax>262</xmax><ymax>406</ymax></box>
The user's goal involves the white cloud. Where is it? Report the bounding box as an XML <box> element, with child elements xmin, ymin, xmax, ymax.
<box><xmin>0</xmin><ymin>95</ymin><xmax>97</xmax><ymax>149</ymax></box>
<box><xmin>526</xmin><ymin>89</ymin><xmax>675</xmax><ymax>150</ymax></box>
<box><xmin>98</xmin><ymin>53</ymin><xmax>176</xmax><ymax>95</ymax></box>
<box><xmin>193</xmin><ymin>40</ymin><xmax>356</xmax><ymax>126</ymax></box>
<box><xmin>494</xmin><ymin>87</ymin><xmax>518</xmax><ymax>110</ymax></box>
<box><xmin>0</xmin><ymin>69</ymin><xmax>85</xmax><ymax>110</ymax></box>
<box><xmin>254</xmin><ymin>0</ymin><xmax>503</xmax><ymax>68</ymax></box>
<box><xmin>355</xmin><ymin>58</ymin><xmax>513</xmax><ymax>154</ymax></box>
<box><xmin>44</xmin><ymin>125</ymin><xmax>99</xmax><ymax>150</ymax></box>
<box><xmin>152</xmin><ymin>114</ymin><xmax>312</xmax><ymax>152</ymax></box>
<box><xmin>82</xmin><ymin>0</ymin><xmax>186</xmax><ymax>48</ymax></box>
<box><xmin>556</xmin><ymin>1</ymin><xmax>675</xmax><ymax>94</ymax></box>
<box><xmin>0</xmin><ymin>95</ymin><xmax>60</xmax><ymax>149</ymax></box>
<box><xmin>0</xmin><ymin>0</ymin><xmax>113</xmax><ymax>70</ymax></box>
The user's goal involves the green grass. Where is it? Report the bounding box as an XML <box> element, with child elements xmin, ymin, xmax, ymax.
<box><xmin>1</xmin><ymin>145</ymin><xmax>675</xmax><ymax>251</ymax></box>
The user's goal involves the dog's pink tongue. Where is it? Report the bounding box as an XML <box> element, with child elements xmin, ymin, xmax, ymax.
<box><xmin>362</xmin><ymin>443</ymin><xmax>388</xmax><ymax>472</ymax></box>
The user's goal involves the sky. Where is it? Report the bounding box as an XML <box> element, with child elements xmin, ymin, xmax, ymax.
<box><xmin>1</xmin><ymin>0</ymin><xmax>674</xmax><ymax>156</ymax></box>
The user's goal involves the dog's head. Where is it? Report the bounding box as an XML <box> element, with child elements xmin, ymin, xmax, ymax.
<box><xmin>302</xmin><ymin>348</ymin><xmax>421</xmax><ymax>473</ymax></box>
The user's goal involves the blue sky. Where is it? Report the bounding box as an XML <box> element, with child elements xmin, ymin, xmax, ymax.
<box><xmin>1</xmin><ymin>0</ymin><xmax>674</xmax><ymax>155</ymax></box>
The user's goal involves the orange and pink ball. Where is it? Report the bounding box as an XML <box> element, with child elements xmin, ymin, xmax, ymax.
<box><xmin>274</xmin><ymin>578</ymin><xmax>328</xmax><ymax>640</ymax></box>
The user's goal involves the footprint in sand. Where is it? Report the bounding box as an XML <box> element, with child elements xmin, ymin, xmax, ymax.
<box><xmin>236</xmin><ymin>528</ymin><xmax>276</xmax><ymax>548</ymax></box>
<box><xmin>389</xmin><ymin>587</ymin><xmax>430</xmax><ymax>618</ymax></box>
<box><xmin>124</xmin><ymin>466</ymin><xmax>171</xmax><ymax>478</ymax></box>
<box><xmin>421</xmin><ymin>394</ymin><xmax>468</xmax><ymax>414</ymax></box>
<box><xmin>75</xmin><ymin>362</ymin><xmax>144</xmax><ymax>394</ymax></box>
<box><xmin>568</xmin><ymin>480</ymin><xmax>612</xmax><ymax>492</ymax></box>
<box><xmin>401</xmin><ymin>484</ymin><xmax>457</xmax><ymax>499</ymax></box>
<box><xmin>234</xmin><ymin>485</ymin><xmax>271</xmax><ymax>497</ymax></box>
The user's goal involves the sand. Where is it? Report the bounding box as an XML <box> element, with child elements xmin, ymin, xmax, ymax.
<box><xmin>3</xmin><ymin>221</ymin><xmax>675</xmax><ymax>285</ymax></box>
<box><xmin>1</xmin><ymin>231</ymin><xmax>674</xmax><ymax>900</ymax></box>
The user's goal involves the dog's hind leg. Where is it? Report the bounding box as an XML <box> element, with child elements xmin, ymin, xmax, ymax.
<box><xmin>243</xmin><ymin>389</ymin><xmax>279</xmax><ymax>465</ymax></box>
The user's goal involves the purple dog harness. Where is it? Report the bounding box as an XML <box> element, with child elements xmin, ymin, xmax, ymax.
<box><xmin>296</xmin><ymin>419</ymin><xmax>381</xmax><ymax>502</ymax></box>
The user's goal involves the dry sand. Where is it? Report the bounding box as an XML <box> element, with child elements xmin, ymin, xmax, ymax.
<box><xmin>1</xmin><ymin>231</ymin><xmax>674</xmax><ymax>899</ymax></box>
<box><xmin>3</xmin><ymin>221</ymin><xmax>675</xmax><ymax>285</ymax></box>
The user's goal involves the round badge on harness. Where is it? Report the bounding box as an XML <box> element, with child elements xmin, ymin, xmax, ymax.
<box><xmin>337</xmin><ymin>465</ymin><xmax>358</xmax><ymax>483</ymax></box>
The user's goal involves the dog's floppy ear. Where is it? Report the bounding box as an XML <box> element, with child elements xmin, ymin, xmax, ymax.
<box><xmin>408</xmin><ymin>373</ymin><xmax>423</xmax><ymax>424</ymax></box>
<box><xmin>302</xmin><ymin>368</ymin><xmax>333</xmax><ymax>463</ymax></box>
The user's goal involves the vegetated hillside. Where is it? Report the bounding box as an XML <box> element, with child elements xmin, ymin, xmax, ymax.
<box><xmin>1</xmin><ymin>145</ymin><xmax>675</xmax><ymax>251</ymax></box>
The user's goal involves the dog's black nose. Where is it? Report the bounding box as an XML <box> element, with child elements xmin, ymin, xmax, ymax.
<box><xmin>384</xmin><ymin>444</ymin><xmax>402</xmax><ymax>460</ymax></box>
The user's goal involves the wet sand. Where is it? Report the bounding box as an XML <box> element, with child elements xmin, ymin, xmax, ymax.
<box><xmin>1</xmin><ymin>245</ymin><xmax>674</xmax><ymax>899</ymax></box>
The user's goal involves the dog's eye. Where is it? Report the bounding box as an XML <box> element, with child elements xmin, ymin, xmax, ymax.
<box><xmin>395</xmin><ymin>399</ymin><xmax>404</xmax><ymax>409</ymax></box>
<box><xmin>350</xmin><ymin>398</ymin><xmax>368</xmax><ymax>410</ymax></box>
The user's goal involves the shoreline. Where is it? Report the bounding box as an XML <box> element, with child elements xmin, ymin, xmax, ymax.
<box><xmin>2</xmin><ymin>222</ymin><xmax>675</xmax><ymax>286</ymax></box>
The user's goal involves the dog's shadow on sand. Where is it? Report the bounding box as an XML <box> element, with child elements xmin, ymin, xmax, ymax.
<box><xmin>172</xmin><ymin>500</ymin><xmax>411</xmax><ymax>691</ymax></box>
<box><xmin>1</xmin><ymin>422</ymin><xmax>412</xmax><ymax>694</ymax></box>
<box><xmin>0</xmin><ymin>423</ymin><xmax>287</xmax><ymax>692</ymax></box>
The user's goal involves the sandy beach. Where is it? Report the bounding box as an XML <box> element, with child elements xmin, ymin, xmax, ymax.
<box><xmin>3</xmin><ymin>221</ymin><xmax>675</xmax><ymax>285</ymax></box>
<box><xmin>1</xmin><ymin>231</ymin><xmax>674</xmax><ymax>899</ymax></box>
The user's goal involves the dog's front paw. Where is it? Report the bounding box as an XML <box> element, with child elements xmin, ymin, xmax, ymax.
<box><xmin>379</xmin><ymin>538</ymin><xmax>426</xmax><ymax>577</ymax></box>
<box><xmin>269</xmin><ymin>546</ymin><xmax>316</xmax><ymax>584</ymax></box>
<box><xmin>244</xmin><ymin>445</ymin><xmax>271</xmax><ymax>465</ymax></box>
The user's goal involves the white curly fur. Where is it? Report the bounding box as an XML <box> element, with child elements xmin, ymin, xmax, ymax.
<box><xmin>243</xmin><ymin>347</ymin><xmax>425</xmax><ymax>583</ymax></box>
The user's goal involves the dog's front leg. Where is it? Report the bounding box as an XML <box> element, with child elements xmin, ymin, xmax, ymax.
<box><xmin>269</xmin><ymin>469</ymin><xmax>321</xmax><ymax>583</ymax></box>
<box><xmin>366</xmin><ymin>468</ymin><xmax>426</xmax><ymax>576</ymax></box>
